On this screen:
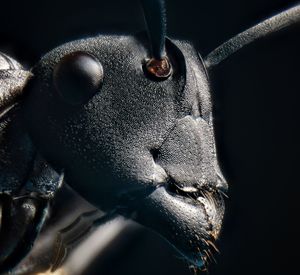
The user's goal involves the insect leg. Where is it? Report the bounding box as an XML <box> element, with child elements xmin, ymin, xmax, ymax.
<box><xmin>0</xmin><ymin>154</ymin><xmax>64</xmax><ymax>273</ymax></box>
<box><xmin>0</xmin><ymin>193</ymin><xmax>48</xmax><ymax>273</ymax></box>
<box><xmin>51</xmin><ymin>210</ymin><xmax>117</xmax><ymax>271</ymax></box>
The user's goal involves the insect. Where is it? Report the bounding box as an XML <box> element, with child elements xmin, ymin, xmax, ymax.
<box><xmin>0</xmin><ymin>0</ymin><xmax>299</xmax><ymax>273</ymax></box>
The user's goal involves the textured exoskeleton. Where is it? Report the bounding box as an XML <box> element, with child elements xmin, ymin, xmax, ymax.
<box><xmin>0</xmin><ymin>0</ymin><xmax>299</xmax><ymax>273</ymax></box>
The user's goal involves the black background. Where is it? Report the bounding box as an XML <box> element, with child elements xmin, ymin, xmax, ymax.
<box><xmin>1</xmin><ymin>0</ymin><xmax>299</xmax><ymax>274</ymax></box>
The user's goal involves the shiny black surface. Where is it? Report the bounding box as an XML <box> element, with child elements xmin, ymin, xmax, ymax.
<box><xmin>1</xmin><ymin>0</ymin><xmax>299</xmax><ymax>274</ymax></box>
<box><xmin>53</xmin><ymin>51</ymin><xmax>104</xmax><ymax>105</ymax></box>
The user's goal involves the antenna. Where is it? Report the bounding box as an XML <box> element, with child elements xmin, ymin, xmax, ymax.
<box><xmin>140</xmin><ymin>0</ymin><xmax>172</xmax><ymax>79</ymax></box>
<box><xmin>204</xmin><ymin>4</ymin><xmax>300</xmax><ymax>68</ymax></box>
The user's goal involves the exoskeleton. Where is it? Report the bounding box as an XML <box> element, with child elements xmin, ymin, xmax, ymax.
<box><xmin>0</xmin><ymin>0</ymin><xmax>299</xmax><ymax>273</ymax></box>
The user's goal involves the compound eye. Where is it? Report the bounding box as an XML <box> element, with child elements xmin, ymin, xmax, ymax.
<box><xmin>53</xmin><ymin>51</ymin><xmax>103</xmax><ymax>105</ymax></box>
